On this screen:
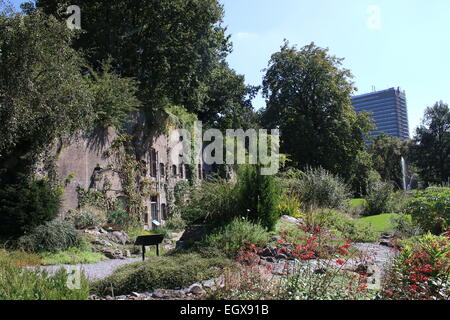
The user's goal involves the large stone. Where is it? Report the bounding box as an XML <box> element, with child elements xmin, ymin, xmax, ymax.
<box><xmin>280</xmin><ymin>215</ymin><xmax>303</xmax><ymax>225</ymax></box>
<box><xmin>101</xmin><ymin>249</ymin><xmax>124</xmax><ymax>259</ymax></box>
<box><xmin>107</xmin><ymin>231</ymin><xmax>130</xmax><ymax>245</ymax></box>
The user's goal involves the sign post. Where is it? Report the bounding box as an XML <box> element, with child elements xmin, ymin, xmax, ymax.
<box><xmin>134</xmin><ymin>234</ymin><xmax>165</xmax><ymax>261</ymax></box>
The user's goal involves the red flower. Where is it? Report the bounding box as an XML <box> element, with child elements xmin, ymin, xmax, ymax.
<box><xmin>336</xmin><ymin>259</ymin><xmax>345</xmax><ymax>265</ymax></box>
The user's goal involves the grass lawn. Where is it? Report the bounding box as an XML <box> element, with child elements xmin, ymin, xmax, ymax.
<box><xmin>358</xmin><ymin>213</ymin><xmax>400</xmax><ymax>233</ymax></box>
<box><xmin>40</xmin><ymin>247</ymin><xmax>107</xmax><ymax>266</ymax></box>
<box><xmin>349</xmin><ymin>198</ymin><xmax>367</xmax><ymax>208</ymax></box>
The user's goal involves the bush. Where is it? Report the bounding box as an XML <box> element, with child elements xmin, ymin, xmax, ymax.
<box><xmin>17</xmin><ymin>219</ymin><xmax>83</xmax><ymax>253</ymax></box>
<box><xmin>236</xmin><ymin>165</ymin><xmax>281</xmax><ymax>231</ymax></box>
<box><xmin>181</xmin><ymin>177</ymin><xmax>238</xmax><ymax>224</ymax></box>
<box><xmin>0</xmin><ymin>260</ymin><xmax>89</xmax><ymax>300</ymax></box>
<box><xmin>306</xmin><ymin>210</ymin><xmax>379</xmax><ymax>243</ymax></box>
<box><xmin>106</xmin><ymin>209</ymin><xmax>133</xmax><ymax>228</ymax></box>
<box><xmin>390</xmin><ymin>214</ymin><xmax>423</xmax><ymax>238</ymax></box>
<box><xmin>278</xmin><ymin>194</ymin><xmax>302</xmax><ymax>218</ymax></box>
<box><xmin>164</xmin><ymin>215</ymin><xmax>186</xmax><ymax>231</ymax></box>
<box><xmin>363</xmin><ymin>179</ymin><xmax>394</xmax><ymax>216</ymax></box>
<box><xmin>91</xmin><ymin>253</ymin><xmax>232</xmax><ymax>296</ymax></box>
<box><xmin>296</xmin><ymin>167</ymin><xmax>351</xmax><ymax>211</ymax></box>
<box><xmin>0</xmin><ymin>179</ymin><xmax>61</xmax><ymax>238</ymax></box>
<box><xmin>381</xmin><ymin>233</ymin><xmax>449</xmax><ymax>300</ymax></box>
<box><xmin>202</xmin><ymin>218</ymin><xmax>270</xmax><ymax>258</ymax></box>
<box><xmin>404</xmin><ymin>187</ymin><xmax>450</xmax><ymax>234</ymax></box>
<box><xmin>68</xmin><ymin>208</ymin><xmax>106</xmax><ymax>229</ymax></box>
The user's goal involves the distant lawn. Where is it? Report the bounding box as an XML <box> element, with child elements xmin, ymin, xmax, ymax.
<box><xmin>358</xmin><ymin>213</ymin><xmax>400</xmax><ymax>233</ymax></box>
<box><xmin>349</xmin><ymin>198</ymin><xmax>367</xmax><ymax>208</ymax></box>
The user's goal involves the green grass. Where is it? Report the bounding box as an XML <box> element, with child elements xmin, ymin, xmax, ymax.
<box><xmin>358</xmin><ymin>213</ymin><xmax>400</xmax><ymax>232</ymax></box>
<box><xmin>349</xmin><ymin>198</ymin><xmax>367</xmax><ymax>208</ymax></box>
<box><xmin>40</xmin><ymin>247</ymin><xmax>107</xmax><ymax>265</ymax></box>
<box><xmin>91</xmin><ymin>253</ymin><xmax>233</xmax><ymax>296</ymax></box>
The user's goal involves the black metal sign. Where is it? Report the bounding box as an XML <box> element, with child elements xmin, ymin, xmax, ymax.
<box><xmin>134</xmin><ymin>234</ymin><xmax>165</xmax><ymax>260</ymax></box>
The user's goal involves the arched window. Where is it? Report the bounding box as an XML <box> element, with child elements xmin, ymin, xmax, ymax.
<box><xmin>198</xmin><ymin>164</ymin><xmax>202</xmax><ymax>179</ymax></box>
<box><xmin>172</xmin><ymin>165</ymin><xmax>177</xmax><ymax>177</ymax></box>
<box><xmin>179</xmin><ymin>164</ymin><xmax>184</xmax><ymax>179</ymax></box>
<box><xmin>159</xmin><ymin>163</ymin><xmax>165</xmax><ymax>177</ymax></box>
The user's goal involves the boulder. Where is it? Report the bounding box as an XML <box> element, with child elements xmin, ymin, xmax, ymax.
<box><xmin>107</xmin><ymin>231</ymin><xmax>130</xmax><ymax>245</ymax></box>
<box><xmin>189</xmin><ymin>284</ymin><xmax>205</xmax><ymax>295</ymax></box>
<box><xmin>101</xmin><ymin>249</ymin><xmax>124</xmax><ymax>259</ymax></box>
<box><xmin>280</xmin><ymin>215</ymin><xmax>303</xmax><ymax>225</ymax></box>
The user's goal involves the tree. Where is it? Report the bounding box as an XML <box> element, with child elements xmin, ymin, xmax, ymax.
<box><xmin>0</xmin><ymin>8</ymin><xmax>94</xmax><ymax>183</ymax></box>
<box><xmin>369</xmin><ymin>133</ymin><xmax>408</xmax><ymax>189</ymax></box>
<box><xmin>409</xmin><ymin>101</ymin><xmax>450</xmax><ymax>185</ymax></box>
<box><xmin>36</xmin><ymin>0</ymin><xmax>231</xmax><ymax>115</ymax></box>
<box><xmin>261</xmin><ymin>41</ymin><xmax>374</xmax><ymax>183</ymax></box>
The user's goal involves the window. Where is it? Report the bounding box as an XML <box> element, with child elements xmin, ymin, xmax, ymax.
<box><xmin>150</xmin><ymin>149</ymin><xmax>157</xmax><ymax>177</ymax></box>
<box><xmin>151</xmin><ymin>196</ymin><xmax>159</xmax><ymax>222</ymax></box>
<box><xmin>172</xmin><ymin>165</ymin><xmax>177</xmax><ymax>177</ymax></box>
<box><xmin>159</xmin><ymin>163</ymin><xmax>165</xmax><ymax>177</ymax></box>
<box><xmin>179</xmin><ymin>164</ymin><xmax>184</xmax><ymax>179</ymax></box>
<box><xmin>198</xmin><ymin>164</ymin><xmax>202</xmax><ymax>179</ymax></box>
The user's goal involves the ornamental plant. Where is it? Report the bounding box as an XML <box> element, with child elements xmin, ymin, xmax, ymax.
<box><xmin>381</xmin><ymin>233</ymin><xmax>450</xmax><ymax>300</ymax></box>
<box><xmin>403</xmin><ymin>187</ymin><xmax>450</xmax><ymax>235</ymax></box>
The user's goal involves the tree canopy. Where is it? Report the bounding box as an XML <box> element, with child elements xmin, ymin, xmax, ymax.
<box><xmin>409</xmin><ymin>101</ymin><xmax>450</xmax><ymax>185</ymax></box>
<box><xmin>261</xmin><ymin>41</ymin><xmax>374</xmax><ymax>182</ymax></box>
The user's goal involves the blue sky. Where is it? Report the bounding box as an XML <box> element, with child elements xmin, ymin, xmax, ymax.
<box><xmin>222</xmin><ymin>0</ymin><xmax>450</xmax><ymax>135</ymax></box>
<box><xmin>9</xmin><ymin>0</ymin><xmax>450</xmax><ymax>135</ymax></box>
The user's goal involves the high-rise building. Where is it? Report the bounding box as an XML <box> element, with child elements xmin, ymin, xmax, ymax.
<box><xmin>351</xmin><ymin>87</ymin><xmax>410</xmax><ymax>140</ymax></box>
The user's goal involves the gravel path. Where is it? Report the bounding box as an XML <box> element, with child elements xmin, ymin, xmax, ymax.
<box><xmin>31</xmin><ymin>258</ymin><xmax>142</xmax><ymax>281</ymax></box>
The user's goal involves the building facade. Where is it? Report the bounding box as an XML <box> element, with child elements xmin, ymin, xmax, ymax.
<box><xmin>351</xmin><ymin>87</ymin><xmax>410</xmax><ymax>140</ymax></box>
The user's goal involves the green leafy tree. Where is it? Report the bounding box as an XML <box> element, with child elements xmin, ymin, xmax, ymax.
<box><xmin>261</xmin><ymin>41</ymin><xmax>374</xmax><ymax>184</ymax></box>
<box><xmin>409</xmin><ymin>101</ymin><xmax>450</xmax><ymax>185</ymax></box>
<box><xmin>369</xmin><ymin>133</ymin><xmax>408</xmax><ymax>189</ymax></box>
<box><xmin>36</xmin><ymin>0</ymin><xmax>231</xmax><ymax>115</ymax></box>
<box><xmin>0</xmin><ymin>8</ymin><xmax>93</xmax><ymax>183</ymax></box>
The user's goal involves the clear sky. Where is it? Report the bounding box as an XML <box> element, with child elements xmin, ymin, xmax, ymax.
<box><xmin>221</xmin><ymin>0</ymin><xmax>450</xmax><ymax>136</ymax></box>
<box><xmin>9</xmin><ymin>0</ymin><xmax>450</xmax><ymax>135</ymax></box>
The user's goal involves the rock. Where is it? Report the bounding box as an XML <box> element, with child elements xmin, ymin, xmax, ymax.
<box><xmin>280</xmin><ymin>215</ymin><xmax>302</xmax><ymax>225</ymax></box>
<box><xmin>92</xmin><ymin>238</ymin><xmax>113</xmax><ymax>247</ymax></box>
<box><xmin>123</xmin><ymin>250</ymin><xmax>131</xmax><ymax>258</ymax></box>
<box><xmin>260</xmin><ymin>247</ymin><xmax>274</xmax><ymax>257</ymax></box>
<box><xmin>314</xmin><ymin>268</ymin><xmax>327</xmax><ymax>275</ymax></box>
<box><xmin>152</xmin><ymin>289</ymin><xmax>166</xmax><ymax>299</ymax></box>
<box><xmin>131</xmin><ymin>292</ymin><xmax>140</xmax><ymax>298</ymax></box>
<box><xmin>107</xmin><ymin>231</ymin><xmax>130</xmax><ymax>245</ymax></box>
<box><xmin>101</xmin><ymin>249</ymin><xmax>124</xmax><ymax>259</ymax></box>
<box><xmin>189</xmin><ymin>284</ymin><xmax>205</xmax><ymax>295</ymax></box>
<box><xmin>175</xmin><ymin>240</ymin><xmax>188</xmax><ymax>249</ymax></box>
<box><xmin>275</xmin><ymin>253</ymin><xmax>288</xmax><ymax>260</ymax></box>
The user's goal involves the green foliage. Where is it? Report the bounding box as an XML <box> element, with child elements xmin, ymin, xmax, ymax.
<box><xmin>0</xmin><ymin>261</ymin><xmax>89</xmax><ymax>300</ymax></box>
<box><xmin>76</xmin><ymin>186</ymin><xmax>118</xmax><ymax>211</ymax></box>
<box><xmin>107</xmin><ymin>209</ymin><xmax>133</xmax><ymax>228</ymax></box>
<box><xmin>358</xmin><ymin>213</ymin><xmax>401</xmax><ymax>233</ymax></box>
<box><xmin>68</xmin><ymin>209</ymin><xmax>107</xmax><ymax>230</ymax></box>
<box><xmin>404</xmin><ymin>187</ymin><xmax>450</xmax><ymax>234</ymax></box>
<box><xmin>86</xmin><ymin>60</ymin><xmax>140</xmax><ymax>130</ymax></box>
<box><xmin>17</xmin><ymin>219</ymin><xmax>83</xmax><ymax>253</ymax></box>
<box><xmin>164</xmin><ymin>216</ymin><xmax>187</xmax><ymax>232</ymax></box>
<box><xmin>409</xmin><ymin>101</ymin><xmax>450</xmax><ymax>186</ymax></box>
<box><xmin>37</xmin><ymin>0</ymin><xmax>231</xmax><ymax>116</ymax></box>
<box><xmin>278</xmin><ymin>194</ymin><xmax>302</xmax><ymax>218</ymax></box>
<box><xmin>40</xmin><ymin>247</ymin><xmax>106</xmax><ymax>266</ymax></box>
<box><xmin>0</xmin><ymin>178</ymin><xmax>61</xmax><ymax>238</ymax></box>
<box><xmin>369</xmin><ymin>133</ymin><xmax>408</xmax><ymax>189</ymax></box>
<box><xmin>296</xmin><ymin>167</ymin><xmax>351</xmax><ymax>211</ymax></box>
<box><xmin>308</xmin><ymin>210</ymin><xmax>379</xmax><ymax>243</ymax></box>
<box><xmin>237</xmin><ymin>165</ymin><xmax>281</xmax><ymax>231</ymax></box>
<box><xmin>202</xmin><ymin>218</ymin><xmax>270</xmax><ymax>258</ymax></box>
<box><xmin>91</xmin><ymin>253</ymin><xmax>231</xmax><ymax>296</ymax></box>
<box><xmin>181</xmin><ymin>177</ymin><xmax>238</xmax><ymax>224</ymax></box>
<box><xmin>389</xmin><ymin>214</ymin><xmax>423</xmax><ymax>238</ymax></box>
<box><xmin>363</xmin><ymin>177</ymin><xmax>394</xmax><ymax>216</ymax></box>
<box><xmin>261</xmin><ymin>41</ymin><xmax>374</xmax><ymax>183</ymax></box>
<box><xmin>0</xmin><ymin>8</ymin><xmax>94</xmax><ymax>183</ymax></box>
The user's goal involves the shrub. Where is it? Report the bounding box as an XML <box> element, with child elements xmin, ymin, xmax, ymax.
<box><xmin>17</xmin><ymin>219</ymin><xmax>83</xmax><ymax>253</ymax></box>
<box><xmin>390</xmin><ymin>214</ymin><xmax>423</xmax><ymax>238</ymax></box>
<box><xmin>278</xmin><ymin>194</ymin><xmax>302</xmax><ymax>218</ymax></box>
<box><xmin>237</xmin><ymin>165</ymin><xmax>281</xmax><ymax>231</ymax></box>
<box><xmin>181</xmin><ymin>177</ymin><xmax>238</xmax><ymax>224</ymax></box>
<box><xmin>68</xmin><ymin>208</ymin><xmax>106</xmax><ymax>229</ymax></box>
<box><xmin>381</xmin><ymin>233</ymin><xmax>450</xmax><ymax>300</ymax></box>
<box><xmin>363</xmin><ymin>179</ymin><xmax>394</xmax><ymax>216</ymax></box>
<box><xmin>404</xmin><ymin>187</ymin><xmax>450</xmax><ymax>234</ymax></box>
<box><xmin>0</xmin><ymin>261</ymin><xmax>89</xmax><ymax>300</ymax></box>
<box><xmin>306</xmin><ymin>210</ymin><xmax>379</xmax><ymax>243</ymax></box>
<box><xmin>91</xmin><ymin>253</ymin><xmax>232</xmax><ymax>296</ymax></box>
<box><xmin>296</xmin><ymin>167</ymin><xmax>351</xmax><ymax>211</ymax></box>
<box><xmin>106</xmin><ymin>209</ymin><xmax>133</xmax><ymax>228</ymax></box>
<box><xmin>202</xmin><ymin>218</ymin><xmax>270</xmax><ymax>258</ymax></box>
<box><xmin>164</xmin><ymin>215</ymin><xmax>186</xmax><ymax>231</ymax></box>
<box><xmin>0</xmin><ymin>179</ymin><xmax>61</xmax><ymax>238</ymax></box>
